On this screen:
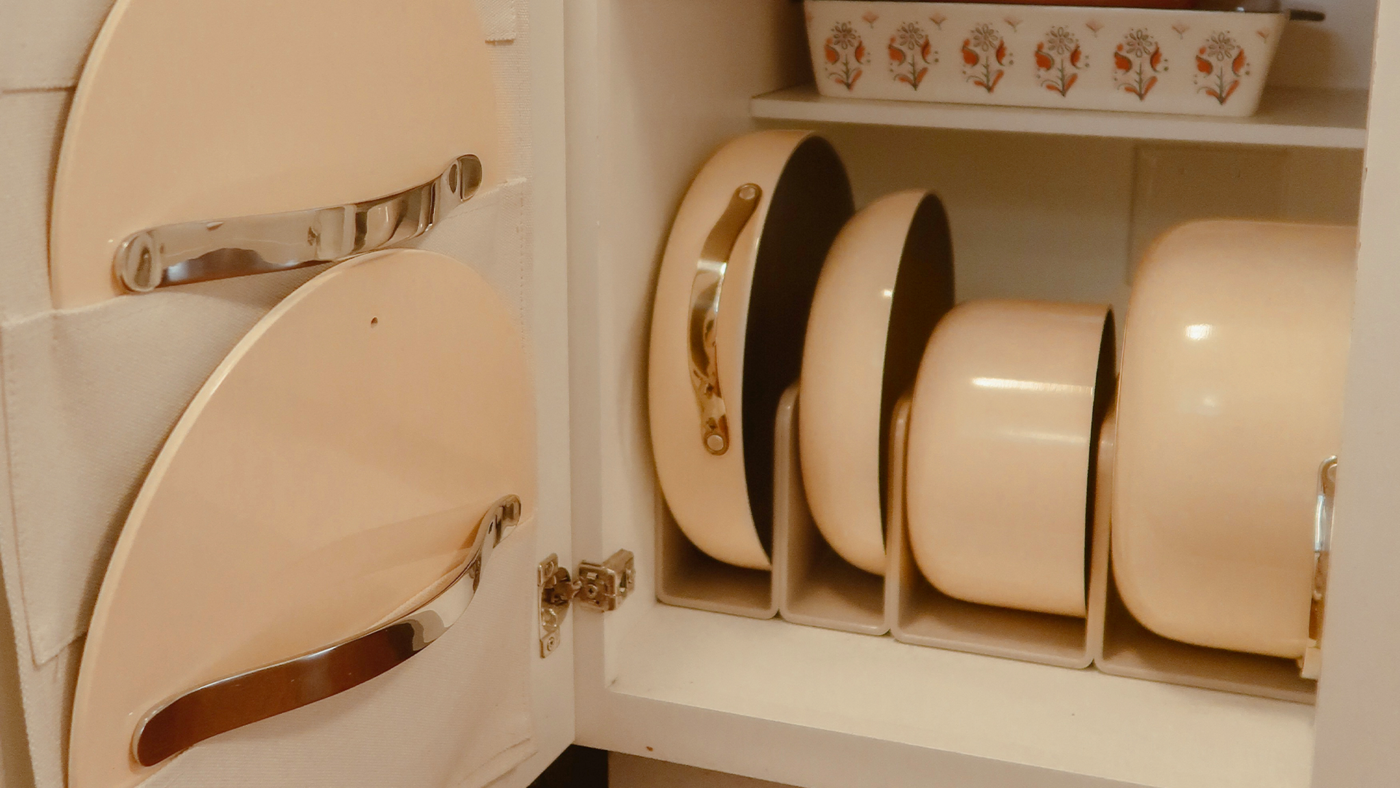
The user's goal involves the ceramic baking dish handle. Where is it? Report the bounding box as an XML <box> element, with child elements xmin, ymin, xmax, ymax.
<box><xmin>131</xmin><ymin>494</ymin><xmax>521</xmax><ymax>767</ymax></box>
<box><xmin>113</xmin><ymin>154</ymin><xmax>483</xmax><ymax>293</ymax></box>
<box><xmin>689</xmin><ymin>184</ymin><xmax>761</xmax><ymax>456</ymax></box>
<box><xmin>1301</xmin><ymin>457</ymin><xmax>1337</xmax><ymax>680</ymax></box>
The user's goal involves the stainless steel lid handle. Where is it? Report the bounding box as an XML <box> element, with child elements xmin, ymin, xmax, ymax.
<box><xmin>115</xmin><ymin>154</ymin><xmax>484</xmax><ymax>293</ymax></box>
<box><xmin>1300</xmin><ymin>456</ymin><xmax>1337</xmax><ymax>680</ymax></box>
<box><xmin>132</xmin><ymin>494</ymin><xmax>521</xmax><ymax>767</ymax></box>
<box><xmin>688</xmin><ymin>184</ymin><xmax>761</xmax><ymax>456</ymax></box>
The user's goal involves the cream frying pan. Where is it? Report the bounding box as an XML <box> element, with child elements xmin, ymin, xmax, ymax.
<box><xmin>68</xmin><ymin>250</ymin><xmax>535</xmax><ymax>788</ymax></box>
<box><xmin>649</xmin><ymin>131</ymin><xmax>853</xmax><ymax>570</ymax></box>
<box><xmin>799</xmin><ymin>191</ymin><xmax>954</xmax><ymax>576</ymax></box>
<box><xmin>906</xmin><ymin>300</ymin><xmax>1114</xmax><ymax>618</ymax></box>
<box><xmin>1113</xmin><ymin>220</ymin><xmax>1354</xmax><ymax>660</ymax></box>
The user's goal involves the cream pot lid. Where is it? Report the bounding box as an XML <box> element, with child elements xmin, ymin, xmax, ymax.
<box><xmin>49</xmin><ymin>0</ymin><xmax>500</xmax><ymax>308</ymax></box>
<box><xmin>649</xmin><ymin>130</ymin><xmax>853</xmax><ymax>570</ymax></box>
<box><xmin>68</xmin><ymin>250</ymin><xmax>535</xmax><ymax>788</ymax></box>
<box><xmin>907</xmin><ymin>299</ymin><xmax>1114</xmax><ymax>618</ymax></box>
<box><xmin>1112</xmin><ymin>220</ymin><xmax>1355</xmax><ymax>659</ymax></box>
<box><xmin>799</xmin><ymin>190</ymin><xmax>954</xmax><ymax>576</ymax></box>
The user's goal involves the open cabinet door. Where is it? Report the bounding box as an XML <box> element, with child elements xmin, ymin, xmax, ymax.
<box><xmin>13</xmin><ymin>0</ymin><xmax>577</xmax><ymax>785</ymax></box>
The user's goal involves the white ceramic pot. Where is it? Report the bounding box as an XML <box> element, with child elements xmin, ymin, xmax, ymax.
<box><xmin>805</xmin><ymin>0</ymin><xmax>1285</xmax><ymax>116</ymax></box>
<box><xmin>649</xmin><ymin>131</ymin><xmax>853</xmax><ymax>570</ymax></box>
<box><xmin>799</xmin><ymin>190</ymin><xmax>954</xmax><ymax>576</ymax></box>
<box><xmin>906</xmin><ymin>299</ymin><xmax>1114</xmax><ymax>617</ymax></box>
<box><xmin>1112</xmin><ymin>221</ymin><xmax>1355</xmax><ymax>659</ymax></box>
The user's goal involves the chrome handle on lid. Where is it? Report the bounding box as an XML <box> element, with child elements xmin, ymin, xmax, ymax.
<box><xmin>689</xmin><ymin>183</ymin><xmax>762</xmax><ymax>456</ymax></box>
<box><xmin>132</xmin><ymin>494</ymin><xmax>521</xmax><ymax>767</ymax></box>
<box><xmin>115</xmin><ymin>154</ymin><xmax>483</xmax><ymax>293</ymax></box>
<box><xmin>1300</xmin><ymin>456</ymin><xmax>1337</xmax><ymax>680</ymax></box>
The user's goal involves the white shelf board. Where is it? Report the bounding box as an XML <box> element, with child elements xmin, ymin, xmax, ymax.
<box><xmin>752</xmin><ymin>84</ymin><xmax>1368</xmax><ymax>149</ymax></box>
<box><xmin>586</xmin><ymin>605</ymin><xmax>1314</xmax><ymax>788</ymax></box>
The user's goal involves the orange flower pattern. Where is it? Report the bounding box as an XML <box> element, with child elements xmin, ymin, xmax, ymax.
<box><xmin>889</xmin><ymin>22</ymin><xmax>936</xmax><ymax>89</ymax></box>
<box><xmin>823</xmin><ymin>22</ymin><xmax>869</xmax><ymax>91</ymax></box>
<box><xmin>1035</xmin><ymin>26</ymin><xmax>1086</xmax><ymax>97</ymax></box>
<box><xmin>808</xmin><ymin>7</ymin><xmax>1273</xmax><ymax>112</ymax></box>
<box><xmin>962</xmin><ymin>23</ymin><xmax>1010</xmax><ymax>93</ymax></box>
<box><xmin>1113</xmin><ymin>28</ymin><xmax>1165</xmax><ymax>100</ymax></box>
<box><xmin>1195</xmin><ymin>32</ymin><xmax>1248</xmax><ymax>105</ymax></box>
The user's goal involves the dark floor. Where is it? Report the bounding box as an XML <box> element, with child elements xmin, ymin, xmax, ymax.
<box><xmin>528</xmin><ymin>746</ymin><xmax>608</xmax><ymax>788</ymax></box>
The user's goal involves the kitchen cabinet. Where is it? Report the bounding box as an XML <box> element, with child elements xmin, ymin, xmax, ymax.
<box><xmin>2</xmin><ymin>1</ymin><xmax>1397</xmax><ymax>787</ymax></box>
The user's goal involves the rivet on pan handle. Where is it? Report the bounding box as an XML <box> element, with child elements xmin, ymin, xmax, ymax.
<box><xmin>114</xmin><ymin>154</ymin><xmax>484</xmax><ymax>293</ymax></box>
<box><xmin>131</xmin><ymin>494</ymin><xmax>521</xmax><ymax>767</ymax></box>
<box><xmin>1300</xmin><ymin>456</ymin><xmax>1337</xmax><ymax>680</ymax></box>
<box><xmin>689</xmin><ymin>184</ymin><xmax>762</xmax><ymax>456</ymax></box>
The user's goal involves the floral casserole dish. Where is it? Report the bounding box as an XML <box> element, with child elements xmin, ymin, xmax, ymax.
<box><xmin>805</xmin><ymin>0</ymin><xmax>1285</xmax><ymax>116</ymax></box>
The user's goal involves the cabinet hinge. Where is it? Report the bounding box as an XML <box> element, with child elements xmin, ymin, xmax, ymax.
<box><xmin>537</xmin><ymin>550</ymin><xmax>635</xmax><ymax>657</ymax></box>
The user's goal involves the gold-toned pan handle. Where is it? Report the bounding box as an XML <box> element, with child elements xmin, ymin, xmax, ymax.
<box><xmin>1301</xmin><ymin>456</ymin><xmax>1337</xmax><ymax>680</ymax></box>
<box><xmin>132</xmin><ymin>494</ymin><xmax>521</xmax><ymax>766</ymax></box>
<box><xmin>688</xmin><ymin>184</ymin><xmax>762</xmax><ymax>456</ymax></box>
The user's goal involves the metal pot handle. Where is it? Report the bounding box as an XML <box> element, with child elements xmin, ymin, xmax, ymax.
<box><xmin>1300</xmin><ymin>456</ymin><xmax>1337</xmax><ymax>680</ymax></box>
<box><xmin>132</xmin><ymin>494</ymin><xmax>521</xmax><ymax>766</ymax></box>
<box><xmin>114</xmin><ymin>154</ymin><xmax>483</xmax><ymax>293</ymax></box>
<box><xmin>688</xmin><ymin>183</ymin><xmax>762</xmax><ymax>456</ymax></box>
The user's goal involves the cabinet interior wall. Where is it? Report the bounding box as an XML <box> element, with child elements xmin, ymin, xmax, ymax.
<box><xmin>575</xmin><ymin>0</ymin><xmax>1373</xmax><ymax>665</ymax></box>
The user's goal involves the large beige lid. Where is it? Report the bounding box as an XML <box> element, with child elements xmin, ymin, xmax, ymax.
<box><xmin>49</xmin><ymin>0</ymin><xmax>500</xmax><ymax>308</ymax></box>
<box><xmin>68</xmin><ymin>250</ymin><xmax>536</xmax><ymax>788</ymax></box>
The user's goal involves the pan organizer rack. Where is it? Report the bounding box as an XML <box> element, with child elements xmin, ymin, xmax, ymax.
<box><xmin>656</xmin><ymin>381</ymin><xmax>1320</xmax><ymax>703</ymax></box>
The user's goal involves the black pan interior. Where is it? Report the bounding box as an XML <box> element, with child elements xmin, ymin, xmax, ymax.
<box><xmin>743</xmin><ymin>137</ymin><xmax>854</xmax><ymax>558</ymax></box>
<box><xmin>879</xmin><ymin>195</ymin><xmax>955</xmax><ymax>541</ymax></box>
<box><xmin>1084</xmin><ymin>311</ymin><xmax>1117</xmax><ymax>604</ymax></box>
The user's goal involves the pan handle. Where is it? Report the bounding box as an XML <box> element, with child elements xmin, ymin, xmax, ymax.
<box><xmin>1300</xmin><ymin>456</ymin><xmax>1337</xmax><ymax>680</ymax></box>
<box><xmin>114</xmin><ymin>154</ymin><xmax>483</xmax><ymax>293</ymax></box>
<box><xmin>131</xmin><ymin>494</ymin><xmax>522</xmax><ymax>767</ymax></box>
<box><xmin>688</xmin><ymin>184</ymin><xmax>762</xmax><ymax>456</ymax></box>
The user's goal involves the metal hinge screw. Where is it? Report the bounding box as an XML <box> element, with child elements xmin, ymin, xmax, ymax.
<box><xmin>538</xmin><ymin>550</ymin><xmax>635</xmax><ymax>657</ymax></box>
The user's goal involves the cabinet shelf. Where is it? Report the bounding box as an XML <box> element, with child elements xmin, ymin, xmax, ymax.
<box><xmin>593</xmin><ymin>605</ymin><xmax>1314</xmax><ymax>788</ymax></box>
<box><xmin>752</xmin><ymin>84</ymin><xmax>1368</xmax><ymax>149</ymax></box>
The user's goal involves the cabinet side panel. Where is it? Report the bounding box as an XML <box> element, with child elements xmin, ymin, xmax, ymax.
<box><xmin>1311</xmin><ymin>2</ymin><xmax>1400</xmax><ymax>784</ymax></box>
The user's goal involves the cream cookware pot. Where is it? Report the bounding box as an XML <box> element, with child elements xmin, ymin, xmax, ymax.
<box><xmin>649</xmin><ymin>130</ymin><xmax>853</xmax><ymax>570</ymax></box>
<box><xmin>906</xmin><ymin>300</ymin><xmax>1114</xmax><ymax>618</ymax></box>
<box><xmin>799</xmin><ymin>190</ymin><xmax>954</xmax><ymax>576</ymax></box>
<box><xmin>1112</xmin><ymin>220</ymin><xmax>1354</xmax><ymax>659</ymax></box>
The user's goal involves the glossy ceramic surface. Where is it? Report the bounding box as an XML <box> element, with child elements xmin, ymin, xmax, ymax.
<box><xmin>805</xmin><ymin>0</ymin><xmax>1284</xmax><ymax>117</ymax></box>
<box><xmin>649</xmin><ymin>131</ymin><xmax>852</xmax><ymax>570</ymax></box>
<box><xmin>799</xmin><ymin>191</ymin><xmax>953</xmax><ymax>575</ymax></box>
<box><xmin>907</xmin><ymin>300</ymin><xmax>1112</xmax><ymax>618</ymax></box>
<box><xmin>69</xmin><ymin>250</ymin><xmax>535</xmax><ymax>788</ymax></box>
<box><xmin>1113</xmin><ymin>221</ymin><xmax>1355</xmax><ymax>659</ymax></box>
<box><xmin>50</xmin><ymin>0</ymin><xmax>500</xmax><ymax>307</ymax></box>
